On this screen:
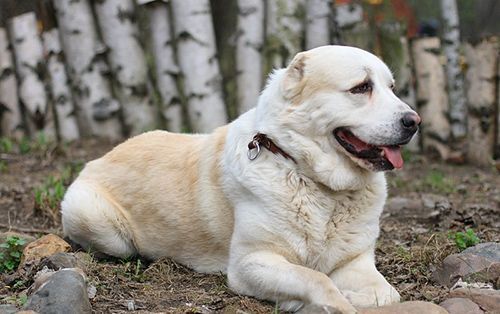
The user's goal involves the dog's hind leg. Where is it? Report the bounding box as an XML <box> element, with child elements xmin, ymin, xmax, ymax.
<box><xmin>61</xmin><ymin>180</ymin><xmax>136</xmax><ymax>258</ymax></box>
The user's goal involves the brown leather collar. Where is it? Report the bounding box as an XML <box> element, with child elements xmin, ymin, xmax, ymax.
<box><xmin>247</xmin><ymin>133</ymin><xmax>296</xmax><ymax>163</ymax></box>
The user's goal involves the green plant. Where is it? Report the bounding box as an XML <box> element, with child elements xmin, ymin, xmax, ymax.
<box><xmin>0</xmin><ymin>160</ymin><xmax>7</xmax><ymax>172</ymax></box>
<box><xmin>449</xmin><ymin>228</ymin><xmax>480</xmax><ymax>251</ymax></box>
<box><xmin>0</xmin><ymin>236</ymin><xmax>27</xmax><ymax>273</ymax></box>
<box><xmin>18</xmin><ymin>137</ymin><xmax>31</xmax><ymax>154</ymax></box>
<box><xmin>421</xmin><ymin>170</ymin><xmax>456</xmax><ymax>194</ymax></box>
<box><xmin>2</xmin><ymin>294</ymin><xmax>28</xmax><ymax>307</ymax></box>
<box><xmin>0</xmin><ymin>137</ymin><xmax>13</xmax><ymax>153</ymax></box>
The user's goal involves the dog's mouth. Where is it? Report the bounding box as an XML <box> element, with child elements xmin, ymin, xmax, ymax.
<box><xmin>333</xmin><ymin>128</ymin><xmax>405</xmax><ymax>170</ymax></box>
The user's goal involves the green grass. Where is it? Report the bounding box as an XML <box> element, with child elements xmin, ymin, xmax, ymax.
<box><xmin>0</xmin><ymin>137</ymin><xmax>14</xmax><ymax>153</ymax></box>
<box><xmin>0</xmin><ymin>236</ymin><xmax>27</xmax><ymax>273</ymax></box>
<box><xmin>420</xmin><ymin>170</ymin><xmax>456</xmax><ymax>194</ymax></box>
<box><xmin>448</xmin><ymin>228</ymin><xmax>480</xmax><ymax>251</ymax></box>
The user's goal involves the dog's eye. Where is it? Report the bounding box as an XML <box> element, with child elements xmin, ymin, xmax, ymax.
<box><xmin>349</xmin><ymin>81</ymin><xmax>373</xmax><ymax>94</ymax></box>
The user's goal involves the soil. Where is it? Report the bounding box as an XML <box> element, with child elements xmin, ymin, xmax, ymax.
<box><xmin>0</xmin><ymin>141</ymin><xmax>499</xmax><ymax>313</ymax></box>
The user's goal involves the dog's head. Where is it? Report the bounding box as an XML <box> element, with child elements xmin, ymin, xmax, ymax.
<box><xmin>259</xmin><ymin>45</ymin><xmax>420</xmax><ymax>173</ymax></box>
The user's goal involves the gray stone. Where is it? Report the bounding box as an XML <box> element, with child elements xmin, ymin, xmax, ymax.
<box><xmin>23</xmin><ymin>268</ymin><xmax>91</xmax><ymax>314</ymax></box>
<box><xmin>434</xmin><ymin>243</ymin><xmax>500</xmax><ymax>287</ymax></box>
<box><xmin>40</xmin><ymin>253</ymin><xmax>80</xmax><ymax>270</ymax></box>
<box><xmin>439</xmin><ymin>297</ymin><xmax>483</xmax><ymax>314</ymax></box>
<box><xmin>462</xmin><ymin>243</ymin><xmax>500</xmax><ymax>261</ymax></box>
<box><xmin>297</xmin><ymin>304</ymin><xmax>342</xmax><ymax>314</ymax></box>
<box><xmin>449</xmin><ymin>288</ymin><xmax>500</xmax><ymax>313</ymax></box>
<box><xmin>0</xmin><ymin>304</ymin><xmax>17</xmax><ymax>314</ymax></box>
<box><xmin>358</xmin><ymin>301</ymin><xmax>448</xmax><ymax>314</ymax></box>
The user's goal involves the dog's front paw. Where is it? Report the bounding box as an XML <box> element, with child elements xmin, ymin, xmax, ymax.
<box><xmin>342</xmin><ymin>284</ymin><xmax>400</xmax><ymax>308</ymax></box>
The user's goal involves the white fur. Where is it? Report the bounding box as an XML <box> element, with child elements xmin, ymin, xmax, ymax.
<box><xmin>62</xmin><ymin>46</ymin><xmax>419</xmax><ymax>312</ymax></box>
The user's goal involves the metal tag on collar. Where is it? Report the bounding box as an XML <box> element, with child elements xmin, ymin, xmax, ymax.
<box><xmin>247</xmin><ymin>140</ymin><xmax>261</xmax><ymax>160</ymax></box>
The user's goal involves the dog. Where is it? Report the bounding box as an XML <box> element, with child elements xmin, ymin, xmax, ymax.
<box><xmin>61</xmin><ymin>45</ymin><xmax>420</xmax><ymax>313</ymax></box>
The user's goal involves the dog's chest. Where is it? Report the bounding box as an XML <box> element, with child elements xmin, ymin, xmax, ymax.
<box><xmin>281</xmin><ymin>174</ymin><xmax>381</xmax><ymax>273</ymax></box>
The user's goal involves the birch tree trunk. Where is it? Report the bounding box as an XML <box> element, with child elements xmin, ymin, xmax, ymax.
<box><xmin>9</xmin><ymin>12</ymin><xmax>55</xmax><ymax>140</ymax></box>
<box><xmin>171</xmin><ymin>0</ymin><xmax>227</xmax><ymax>133</ymax></box>
<box><xmin>53</xmin><ymin>0</ymin><xmax>122</xmax><ymax>139</ymax></box>
<box><xmin>412</xmin><ymin>37</ymin><xmax>451</xmax><ymax>159</ymax></box>
<box><xmin>0</xmin><ymin>27</ymin><xmax>22</xmax><ymax>138</ymax></box>
<box><xmin>236</xmin><ymin>0</ymin><xmax>264</xmax><ymax>114</ymax></box>
<box><xmin>305</xmin><ymin>0</ymin><xmax>330</xmax><ymax>49</ymax></box>
<box><xmin>440</xmin><ymin>0</ymin><xmax>467</xmax><ymax>139</ymax></box>
<box><xmin>266</xmin><ymin>0</ymin><xmax>306</xmax><ymax>70</ymax></box>
<box><xmin>42</xmin><ymin>29</ymin><xmax>80</xmax><ymax>141</ymax></box>
<box><xmin>145</xmin><ymin>1</ymin><xmax>183</xmax><ymax>132</ymax></box>
<box><xmin>464</xmin><ymin>39</ymin><xmax>497</xmax><ymax>166</ymax></box>
<box><xmin>94</xmin><ymin>0</ymin><xmax>157</xmax><ymax>136</ymax></box>
<box><xmin>335</xmin><ymin>2</ymin><xmax>370</xmax><ymax>51</ymax></box>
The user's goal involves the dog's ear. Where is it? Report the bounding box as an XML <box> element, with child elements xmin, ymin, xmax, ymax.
<box><xmin>282</xmin><ymin>52</ymin><xmax>308</xmax><ymax>101</ymax></box>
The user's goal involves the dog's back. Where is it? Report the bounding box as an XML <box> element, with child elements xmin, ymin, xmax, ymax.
<box><xmin>61</xmin><ymin>128</ymin><xmax>234</xmax><ymax>273</ymax></box>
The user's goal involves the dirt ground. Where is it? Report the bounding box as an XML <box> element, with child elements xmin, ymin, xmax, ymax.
<box><xmin>0</xmin><ymin>140</ymin><xmax>499</xmax><ymax>313</ymax></box>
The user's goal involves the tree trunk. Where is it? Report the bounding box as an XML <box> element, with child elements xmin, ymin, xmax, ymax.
<box><xmin>145</xmin><ymin>1</ymin><xmax>183</xmax><ymax>132</ymax></box>
<box><xmin>411</xmin><ymin>37</ymin><xmax>451</xmax><ymax>159</ymax></box>
<box><xmin>335</xmin><ymin>2</ymin><xmax>370</xmax><ymax>51</ymax></box>
<box><xmin>53</xmin><ymin>0</ymin><xmax>122</xmax><ymax>139</ymax></box>
<box><xmin>440</xmin><ymin>0</ymin><xmax>467</xmax><ymax>140</ymax></box>
<box><xmin>94</xmin><ymin>0</ymin><xmax>157</xmax><ymax>136</ymax></box>
<box><xmin>265</xmin><ymin>0</ymin><xmax>305</xmax><ymax>70</ymax></box>
<box><xmin>305</xmin><ymin>0</ymin><xmax>330</xmax><ymax>49</ymax></box>
<box><xmin>0</xmin><ymin>27</ymin><xmax>22</xmax><ymax>138</ymax></box>
<box><xmin>236</xmin><ymin>0</ymin><xmax>264</xmax><ymax>114</ymax></box>
<box><xmin>9</xmin><ymin>12</ymin><xmax>55</xmax><ymax>140</ymax></box>
<box><xmin>42</xmin><ymin>29</ymin><xmax>80</xmax><ymax>141</ymax></box>
<box><xmin>171</xmin><ymin>0</ymin><xmax>227</xmax><ymax>133</ymax></box>
<box><xmin>464</xmin><ymin>39</ymin><xmax>497</xmax><ymax>166</ymax></box>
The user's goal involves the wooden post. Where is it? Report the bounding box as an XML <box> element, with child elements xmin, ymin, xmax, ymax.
<box><xmin>411</xmin><ymin>37</ymin><xmax>451</xmax><ymax>159</ymax></box>
<box><xmin>171</xmin><ymin>0</ymin><xmax>228</xmax><ymax>132</ymax></box>
<box><xmin>94</xmin><ymin>0</ymin><xmax>157</xmax><ymax>136</ymax></box>
<box><xmin>464</xmin><ymin>38</ymin><xmax>498</xmax><ymax>166</ymax></box>
<box><xmin>236</xmin><ymin>0</ymin><xmax>264</xmax><ymax>114</ymax></box>
<box><xmin>0</xmin><ymin>27</ymin><xmax>22</xmax><ymax>138</ymax></box>
<box><xmin>9</xmin><ymin>12</ymin><xmax>56</xmax><ymax>140</ymax></box>
<box><xmin>53</xmin><ymin>0</ymin><xmax>122</xmax><ymax>139</ymax></box>
<box><xmin>141</xmin><ymin>1</ymin><xmax>183</xmax><ymax>132</ymax></box>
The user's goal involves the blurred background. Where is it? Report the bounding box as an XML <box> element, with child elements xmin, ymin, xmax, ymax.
<box><xmin>0</xmin><ymin>0</ymin><xmax>499</xmax><ymax>164</ymax></box>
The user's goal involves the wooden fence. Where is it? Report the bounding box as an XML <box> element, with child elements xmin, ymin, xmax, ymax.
<box><xmin>0</xmin><ymin>0</ymin><xmax>498</xmax><ymax>166</ymax></box>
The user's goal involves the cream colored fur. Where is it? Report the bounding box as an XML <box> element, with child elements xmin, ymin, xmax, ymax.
<box><xmin>62</xmin><ymin>46</ymin><xmax>419</xmax><ymax>313</ymax></box>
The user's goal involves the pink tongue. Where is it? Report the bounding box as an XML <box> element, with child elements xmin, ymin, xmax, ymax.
<box><xmin>381</xmin><ymin>146</ymin><xmax>403</xmax><ymax>169</ymax></box>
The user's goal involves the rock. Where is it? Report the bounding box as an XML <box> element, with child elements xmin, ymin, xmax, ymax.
<box><xmin>439</xmin><ymin>298</ymin><xmax>483</xmax><ymax>314</ymax></box>
<box><xmin>23</xmin><ymin>268</ymin><xmax>91</xmax><ymax>314</ymax></box>
<box><xmin>448</xmin><ymin>288</ymin><xmax>500</xmax><ymax>313</ymax></box>
<box><xmin>462</xmin><ymin>243</ymin><xmax>500</xmax><ymax>261</ymax></box>
<box><xmin>0</xmin><ymin>304</ymin><xmax>17</xmax><ymax>314</ymax></box>
<box><xmin>39</xmin><ymin>252</ymin><xmax>80</xmax><ymax>270</ymax></box>
<box><xmin>433</xmin><ymin>242</ymin><xmax>500</xmax><ymax>287</ymax></box>
<box><xmin>15</xmin><ymin>311</ymin><xmax>38</xmax><ymax>314</ymax></box>
<box><xmin>19</xmin><ymin>234</ymin><xmax>71</xmax><ymax>267</ymax></box>
<box><xmin>358</xmin><ymin>301</ymin><xmax>448</xmax><ymax>314</ymax></box>
<box><xmin>386</xmin><ymin>197</ymin><xmax>423</xmax><ymax>213</ymax></box>
<box><xmin>297</xmin><ymin>304</ymin><xmax>343</xmax><ymax>314</ymax></box>
<box><xmin>421</xmin><ymin>194</ymin><xmax>451</xmax><ymax>210</ymax></box>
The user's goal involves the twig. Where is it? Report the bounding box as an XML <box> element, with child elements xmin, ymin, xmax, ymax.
<box><xmin>0</xmin><ymin>223</ymin><xmax>56</xmax><ymax>234</ymax></box>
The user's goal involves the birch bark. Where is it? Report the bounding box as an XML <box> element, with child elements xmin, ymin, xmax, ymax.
<box><xmin>464</xmin><ymin>39</ymin><xmax>497</xmax><ymax>166</ymax></box>
<box><xmin>0</xmin><ymin>27</ymin><xmax>22</xmax><ymax>138</ymax></box>
<box><xmin>412</xmin><ymin>37</ymin><xmax>451</xmax><ymax>159</ymax></box>
<box><xmin>171</xmin><ymin>0</ymin><xmax>227</xmax><ymax>132</ymax></box>
<box><xmin>266</xmin><ymin>0</ymin><xmax>306</xmax><ymax>69</ymax></box>
<box><xmin>94</xmin><ymin>0</ymin><xmax>157</xmax><ymax>135</ymax></box>
<box><xmin>9</xmin><ymin>12</ymin><xmax>55</xmax><ymax>139</ymax></box>
<box><xmin>440</xmin><ymin>0</ymin><xmax>467</xmax><ymax>139</ymax></box>
<box><xmin>53</xmin><ymin>0</ymin><xmax>122</xmax><ymax>139</ymax></box>
<box><xmin>305</xmin><ymin>0</ymin><xmax>330</xmax><ymax>49</ymax></box>
<box><xmin>42</xmin><ymin>29</ymin><xmax>79</xmax><ymax>141</ymax></box>
<box><xmin>146</xmin><ymin>1</ymin><xmax>183</xmax><ymax>132</ymax></box>
<box><xmin>236</xmin><ymin>0</ymin><xmax>264</xmax><ymax>114</ymax></box>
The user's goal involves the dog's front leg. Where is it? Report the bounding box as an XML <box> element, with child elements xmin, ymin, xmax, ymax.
<box><xmin>329</xmin><ymin>248</ymin><xmax>400</xmax><ymax>308</ymax></box>
<box><xmin>228</xmin><ymin>250</ymin><xmax>357</xmax><ymax>313</ymax></box>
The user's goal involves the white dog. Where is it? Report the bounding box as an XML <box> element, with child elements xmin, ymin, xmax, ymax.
<box><xmin>61</xmin><ymin>45</ymin><xmax>420</xmax><ymax>313</ymax></box>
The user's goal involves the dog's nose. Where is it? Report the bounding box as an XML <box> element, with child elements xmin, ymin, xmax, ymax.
<box><xmin>401</xmin><ymin>112</ymin><xmax>421</xmax><ymax>131</ymax></box>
